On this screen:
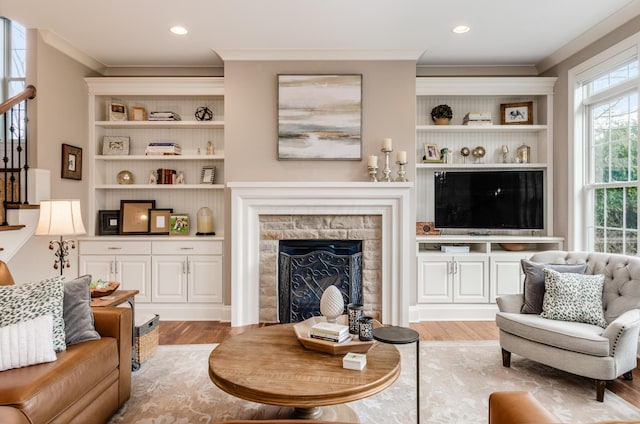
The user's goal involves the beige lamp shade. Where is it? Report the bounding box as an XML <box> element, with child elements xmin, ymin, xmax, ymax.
<box><xmin>35</xmin><ymin>199</ymin><xmax>86</xmax><ymax>236</ymax></box>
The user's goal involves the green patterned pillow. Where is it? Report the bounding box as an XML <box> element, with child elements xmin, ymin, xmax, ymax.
<box><xmin>0</xmin><ymin>276</ymin><xmax>66</xmax><ymax>352</ymax></box>
<box><xmin>541</xmin><ymin>268</ymin><xmax>608</xmax><ymax>328</ymax></box>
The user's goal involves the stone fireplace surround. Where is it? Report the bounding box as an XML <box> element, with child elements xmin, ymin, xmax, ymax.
<box><xmin>229</xmin><ymin>182</ymin><xmax>413</xmax><ymax>327</ymax></box>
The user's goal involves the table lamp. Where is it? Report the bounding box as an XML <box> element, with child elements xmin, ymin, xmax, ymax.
<box><xmin>35</xmin><ymin>199</ymin><xmax>86</xmax><ymax>275</ymax></box>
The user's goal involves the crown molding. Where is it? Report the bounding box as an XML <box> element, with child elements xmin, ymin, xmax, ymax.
<box><xmin>39</xmin><ymin>30</ymin><xmax>105</xmax><ymax>73</ymax></box>
<box><xmin>214</xmin><ymin>48</ymin><xmax>425</xmax><ymax>62</ymax></box>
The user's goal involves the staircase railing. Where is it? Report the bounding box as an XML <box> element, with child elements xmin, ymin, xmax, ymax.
<box><xmin>0</xmin><ymin>85</ymin><xmax>36</xmax><ymax>226</ymax></box>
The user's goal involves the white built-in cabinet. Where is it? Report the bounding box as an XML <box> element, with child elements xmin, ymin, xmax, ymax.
<box><xmin>412</xmin><ymin>77</ymin><xmax>564</xmax><ymax>321</ymax></box>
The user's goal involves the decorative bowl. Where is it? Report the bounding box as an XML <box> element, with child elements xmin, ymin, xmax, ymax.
<box><xmin>293</xmin><ymin>315</ymin><xmax>380</xmax><ymax>355</ymax></box>
<box><xmin>499</xmin><ymin>243</ymin><xmax>530</xmax><ymax>252</ymax></box>
<box><xmin>90</xmin><ymin>281</ymin><xmax>120</xmax><ymax>298</ymax></box>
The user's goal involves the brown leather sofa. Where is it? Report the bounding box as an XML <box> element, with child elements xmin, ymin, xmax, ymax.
<box><xmin>488</xmin><ymin>391</ymin><xmax>640</xmax><ymax>424</ymax></box>
<box><xmin>0</xmin><ymin>262</ymin><xmax>132</xmax><ymax>424</ymax></box>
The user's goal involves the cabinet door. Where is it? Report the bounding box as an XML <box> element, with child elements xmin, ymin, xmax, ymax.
<box><xmin>453</xmin><ymin>255</ymin><xmax>489</xmax><ymax>303</ymax></box>
<box><xmin>417</xmin><ymin>255</ymin><xmax>452</xmax><ymax>303</ymax></box>
<box><xmin>188</xmin><ymin>255</ymin><xmax>223</xmax><ymax>303</ymax></box>
<box><xmin>490</xmin><ymin>254</ymin><xmax>527</xmax><ymax>302</ymax></box>
<box><xmin>117</xmin><ymin>255</ymin><xmax>152</xmax><ymax>303</ymax></box>
<box><xmin>152</xmin><ymin>256</ymin><xmax>188</xmax><ymax>302</ymax></box>
<box><xmin>79</xmin><ymin>255</ymin><xmax>115</xmax><ymax>282</ymax></box>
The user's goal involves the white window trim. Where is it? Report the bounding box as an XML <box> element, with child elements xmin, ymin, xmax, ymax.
<box><xmin>567</xmin><ymin>33</ymin><xmax>640</xmax><ymax>250</ymax></box>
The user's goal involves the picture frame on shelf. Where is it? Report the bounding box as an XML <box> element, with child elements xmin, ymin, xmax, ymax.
<box><xmin>119</xmin><ymin>200</ymin><xmax>156</xmax><ymax>235</ymax></box>
<box><xmin>148</xmin><ymin>208</ymin><xmax>173</xmax><ymax>235</ymax></box>
<box><xmin>500</xmin><ymin>101</ymin><xmax>533</xmax><ymax>125</ymax></box>
<box><xmin>170</xmin><ymin>213</ymin><xmax>190</xmax><ymax>236</ymax></box>
<box><xmin>61</xmin><ymin>143</ymin><xmax>82</xmax><ymax>180</ymax></box>
<box><xmin>102</xmin><ymin>136</ymin><xmax>130</xmax><ymax>155</ymax></box>
<box><xmin>200</xmin><ymin>166</ymin><xmax>216</xmax><ymax>184</ymax></box>
<box><xmin>109</xmin><ymin>101</ymin><xmax>127</xmax><ymax>121</ymax></box>
<box><xmin>423</xmin><ymin>143</ymin><xmax>441</xmax><ymax>162</ymax></box>
<box><xmin>98</xmin><ymin>210</ymin><xmax>120</xmax><ymax>235</ymax></box>
<box><xmin>130</xmin><ymin>106</ymin><xmax>146</xmax><ymax>121</ymax></box>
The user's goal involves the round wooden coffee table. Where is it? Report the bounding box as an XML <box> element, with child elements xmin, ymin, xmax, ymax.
<box><xmin>208</xmin><ymin>323</ymin><xmax>401</xmax><ymax>422</ymax></box>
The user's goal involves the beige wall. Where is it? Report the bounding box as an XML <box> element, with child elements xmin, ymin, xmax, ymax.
<box><xmin>542</xmin><ymin>17</ymin><xmax>640</xmax><ymax>249</ymax></box>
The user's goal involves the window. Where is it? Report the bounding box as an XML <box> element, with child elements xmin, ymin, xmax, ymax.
<box><xmin>1</xmin><ymin>17</ymin><xmax>26</xmax><ymax>141</ymax></box>
<box><xmin>572</xmin><ymin>41</ymin><xmax>639</xmax><ymax>254</ymax></box>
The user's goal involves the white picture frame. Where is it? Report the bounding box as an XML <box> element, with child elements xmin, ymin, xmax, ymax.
<box><xmin>102</xmin><ymin>136</ymin><xmax>130</xmax><ymax>155</ymax></box>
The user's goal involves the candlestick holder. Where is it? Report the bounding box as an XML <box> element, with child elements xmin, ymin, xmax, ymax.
<box><xmin>396</xmin><ymin>161</ymin><xmax>408</xmax><ymax>182</ymax></box>
<box><xmin>368</xmin><ymin>165</ymin><xmax>379</xmax><ymax>182</ymax></box>
<box><xmin>381</xmin><ymin>148</ymin><xmax>393</xmax><ymax>182</ymax></box>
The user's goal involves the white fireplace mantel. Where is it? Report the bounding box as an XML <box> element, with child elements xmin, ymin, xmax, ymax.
<box><xmin>229</xmin><ymin>181</ymin><xmax>414</xmax><ymax>327</ymax></box>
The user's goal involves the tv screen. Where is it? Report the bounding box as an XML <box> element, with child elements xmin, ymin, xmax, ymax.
<box><xmin>434</xmin><ymin>170</ymin><xmax>543</xmax><ymax>230</ymax></box>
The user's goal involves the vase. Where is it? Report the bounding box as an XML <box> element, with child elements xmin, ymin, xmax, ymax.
<box><xmin>320</xmin><ymin>285</ymin><xmax>344</xmax><ymax>323</ymax></box>
<box><xmin>434</xmin><ymin>117</ymin><xmax>450</xmax><ymax>125</ymax></box>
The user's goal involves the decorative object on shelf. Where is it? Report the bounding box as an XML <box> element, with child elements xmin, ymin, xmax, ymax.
<box><xmin>499</xmin><ymin>242</ymin><xmax>530</xmax><ymax>251</ymax></box>
<box><xmin>102</xmin><ymin>136</ymin><xmax>130</xmax><ymax>155</ymax></box>
<box><xmin>431</xmin><ymin>104</ymin><xmax>453</xmax><ymax>125</ymax></box>
<box><xmin>206</xmin><ymin>140</ymin><xmax>214</xmax><ymax>155</ymax></box>
<box><xmin>501</xmin><ymin>145</ymin><xmax>510</xmax><ymax>163</ymax></box>
<box><xmin>460</xmin><ymin>146</ymin><xmax>470</xmax><ymax>164</ymax></box>
<box><xmin>347</xmin><ymin>303</ymin><xmax>364</xmax><ymax>335</ymax></box>
<box><xmin>277</xmin><ymin>74</ymin><xmax>362</xmax><ymax>160</ymax></box>
<box><xmin>116</xmin><ymin>170</ymin><xmax>134</xmax><ymax>184</ymax></box>
<box><xmin>440</xmin><ymin>147</ymin><xmax>450</xmax><ymax>164</ymax></box>
<box><xmin>145</xmin><ymin>142</ymin><xmax>181</xmax><ymax>155</ymax></box>
<box><xmin>156</xmin><ymin>168</ymin><xmax>177</xmax><ymax>184</ymax></box>
<box><xmin>170</xmin><ymin>213</ymin><xmax>190</xmax><ymax>236</ymax></box>
<box><xmin>416</xmin><ymin>221</ymin><xmax>440</xmax><ymax>236</ymax></box>
<box><xmin>516</xmin><ymin>144</ymin><xmax>531</xmax><ymax>163</ymax></box>
<box><xmin>319</xmin><ymin>285</ymin><xmax>344</xmax><ymax>323</ymax></box>
<box><xmin>358</xmin><ymin>316</ymin><xmax>374</xmax><ymax>341</ymax></box>
<box><xmin>380</xmin><ymin>138</ymin><xmax>393</xmax><ymax>182</ymax></box>
<box><xmin>195</xmin><ymin>106</ymin><xmax>213</xmax><ymax>121</ymax></box>
<box><xmin>119</xmin><ymin>200</ymin><xmax>156</xmax><ymax>235</ymax></box>
<box><xmin>148</xmin><ymin>171</ymin><xmax>157</xmax><ymax>184</ymax></box>
<box><xmin>367</xmin><ymin>155</ymin><xmax>378</xmax><ymax>182</ymax></box>
<box><xmin>423</xmin><ymin>143</ymin><xmax>441</xmax><ymax>162</ymax></box>
<box><xmin>35</xmin><ymin>199</ymin><xmax>86</xmax><ymax>275</ymax></box>
<box><xmin>463</xmin><ymin>112</ymin><xmax>492</xmax><ymax>126</ymax></box>
<box><xmin>175</xmin><ymin>171</ymin><xmax>185</xmax><ymax>184</ymax></box>
<box><xmin>90</xmin><ymin>280</ymin><xmax>120</xmax><ymax>298</ymax></box>
<box><xmin>148</xmin><ymin>111</ymin><xmax>181</xmax><ymax>121</ymax></box>
<box><xmin>200</xmin><ymin>166</ymin><xmax>216</xmax><ymax>184</ymax></box>
<box><xmin>500</xmin><ymin>101</ymin><xmax>533</xmax><ymax>125</ymax></box>
<box><xmin>196</xmin><ymin>207</ymin><xmax>215</xmax><ymax>235</ymax></box>
<box><xmin>472</xmin><ymin>146</ymin><xmax>486</xmax><ymax>163</ymax></box>
<box><xmin>97</xmin><ymin>210</ymin><xmax>119</xmax><ymax>235</ymax></box>
<box><xmin>109</xmin><ymin>101</ymin><xmax>127</xmax><ymax>121</ymax></box>
<box><xmin>395</xmin><ymin>150</ymin><xmax>408</xmax><ymax>182</ymax></box>
<box><xmin>61</xmin><ymin>143</ymin><xmax>82</xmax><ymax>180</ymax></box>
<box><xmin>148</xmin><ymin>208</ymin><xmax>173</xmax><ymax>235</ymax></box>
<box><xmin>130</xmin><ymin>106</ymin><xmax>146</xmax><ymax>121</ymax></box>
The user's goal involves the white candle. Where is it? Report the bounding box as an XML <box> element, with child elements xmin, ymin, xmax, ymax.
<box><xmin>368</xmin><ymin>155</ymin><xmax>378</xmax><ymax>167</ymax></box>
<box><xmin>382</xmin><ymin>138</ymin><xmax>393</xmax><ymax>151</ymax></box>
<box><xmin>397</xmin><ymin>150</ymin><xmax>407</xmax><ymax>163</ymax></box>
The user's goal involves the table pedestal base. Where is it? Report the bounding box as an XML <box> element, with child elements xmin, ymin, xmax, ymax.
<box><xmin>250</xmin><ymin>405</ymin><xmax>359</xmax><ymax>422</ymax></box>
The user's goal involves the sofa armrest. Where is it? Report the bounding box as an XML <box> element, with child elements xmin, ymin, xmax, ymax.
<box><xmin>0</xmin><ymin>407</ymin><xmax>30</xmax><ymax>424</ymax></box>
<box><xmin>496</xmin><ymin>294</ymin><xmax>524</xmax><ymax>313</ymax></box>
<box><xmin>92</xmin><ymin>306</ymin><xmax>132</xmax><ymax>406</ymax></box>
<box><xmin>488</xmin><ymin>391</ymin><xmax>558</xmax><ymax>424</ymax></box>
<box><xmin>603</xmin><ymin>309</ymin><xmax>640</xmax><ymax>360</ymax></box>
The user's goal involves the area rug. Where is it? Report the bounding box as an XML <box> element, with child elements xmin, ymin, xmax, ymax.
<box><xmin>108</xmin><ymin>341</ymin><xmax>640</xmax><ymax>423</ymax></box>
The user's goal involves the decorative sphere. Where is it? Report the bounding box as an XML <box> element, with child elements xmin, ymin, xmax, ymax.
<box><xmin>320</xmin><ymin>285</ymin><xmax>344</xmax><ymax>323</ymax></box>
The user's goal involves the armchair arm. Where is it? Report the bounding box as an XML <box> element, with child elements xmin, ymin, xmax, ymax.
<box><xmin>602</xmin><ymin>309</ymin><xmax>640</xmax><ymax>365</ymax></box>
<box><xmin>496</xmin><ymin>294</ymin><xmax>524</xmax><ymax>313</ymax></box>
<box><xmin>488</xmin><ymin>391</ymin><xmax>558</xmax><ymax>424</ymax></box>
<box><xmin>0</xmin><ymin>407</ymin><xmax>30</xmax><ymax>424</ymax></box>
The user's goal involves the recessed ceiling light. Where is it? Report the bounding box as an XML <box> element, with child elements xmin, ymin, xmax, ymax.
<box><xmin>452</xmin><ymin>25</ymin><xmax>470</xmax><ymax>34</ymax></box>
<box><xmin>170</xmin><ymin>26</ymin><xmax>188</xmax><ymax>35</ymax></box>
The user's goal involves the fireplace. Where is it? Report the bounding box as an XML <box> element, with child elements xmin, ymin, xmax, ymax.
<box><xmin>278</xmin><ymin>239</ymin><xmax>363</xmax><ymax>323</ymax></box>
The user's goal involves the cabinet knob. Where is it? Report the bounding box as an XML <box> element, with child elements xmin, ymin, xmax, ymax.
<box><xmin>180</xmin><ymin>247</ymin><xmax>195</xmax><ymax>250</ymax></box>
<box><xmin>107</xmin><ymin>247</ymin><xmax>122</xmax><ymax>250</ymax></box>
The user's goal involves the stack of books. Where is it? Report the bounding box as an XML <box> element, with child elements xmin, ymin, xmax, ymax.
<box><xmin>148</xmin><ymin>111</ymin><xmax>181</xmax><ymax>121</ymax></box>
<box><xmin>156</xmin><ymin>168</ymin><xmax>177</xmax><ymax>184</ymax></box>
<box><xmin>463</xmin><ymin>112</ymin><xmax>492</xmax><ymax>125</ymax></box>
<box><xmin>309</xmin><ymin>322</ymin><xmax>351</xmax><ymax>343</ymax></box>
<box><xmin>145</xmin><ymin>142</ymin><xmax>182</xmax><ymax>155</ymax></box>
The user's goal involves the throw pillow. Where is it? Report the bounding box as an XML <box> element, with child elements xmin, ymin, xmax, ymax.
<box><xmin>540</xmin><ymin>268</ymin><xmax>608</xmax><ymax>328</ymax></box>
<box><xmin>63</xmin><ymin>275</ymin><xmax>100</xmax><ymax>345</ymax></box>
<box><xmin>0</xmin><ymin>276</ymin><xmax>66</xmax><ymax>352</ymax></box>
<box><xmin>520</xmin><ymin>260</ymin><xmax>588</xmax><ymax>314</ymax></box>
<box><xmin>0</xmin><ymin>314</ymin><xmax>57</xmax><ymax>371</ymax></box>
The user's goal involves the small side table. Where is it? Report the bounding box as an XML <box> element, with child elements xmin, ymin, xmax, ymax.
<box><xmin>91</xmin><ymin>289</ymin><xmax>140</xmax><ymax>371</ymax></box>
<box><xmin>373</xmin><ymin>326</ymin><xmax>420</xmax><ymax>424</ymax></box>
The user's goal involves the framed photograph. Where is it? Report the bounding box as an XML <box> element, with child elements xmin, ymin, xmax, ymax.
<box><xmin>61</xmin><ymin>143</ymin><xmax>82</xmax><ymax>180</ymax></box>
<box><xmin>109</xmin><ymin>101</ymin><xmax>127</xmax><ymax>121</ymax></box>
<box><xmin>170</xmin><ymin>214</ymin><xmax>190</xmax><ymax>236</ymax></box>
<box><xmin>277</xmin><ymin>74</ymin><xmax>362</xmax><ymax>160</ymax></box>
<box><xmin>130</xmin><ymin>106</ymin><xmax>147</xmax><ymax>121</ymax></box>
<box><xmin>423</xmin><ymin>144</ymin><xmax>440</xmax><ymax>161</ymax></box>
<box><xmin>102</xmin><ymin>136</ymin><xmax>130</xmax><ymax>155</ymax></box>
<box><xmin>200</xmin><ymin>166</ymin><xmax>216</xmax><ymax>184</ymax></box>
<box><xmin>98</xmin><ymin>210</ymin><xmax>120</xmax><ymax>235</ymax></box>
<box><xmin>119</xmin><ymin>200</ymin><xmax>156</xmax><ymax>235</ymax></box>
<box><xmin>148</xmin><ymin>208</ymin><xmax>173</xmax><ymax>235</ymax></box>
<box><xmin>500</xmin><ymin>101</ymin><xmax>533</xmax><ymax>125</ymax></box>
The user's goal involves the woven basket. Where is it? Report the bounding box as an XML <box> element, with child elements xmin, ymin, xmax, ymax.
<box><xmin>135</xmin><ymin>313</ymin><xmax>159</xmax><ymax>363</ymax></box>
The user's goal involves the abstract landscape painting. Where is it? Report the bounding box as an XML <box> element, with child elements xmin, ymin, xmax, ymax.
<box><xmin>278</xmin><ymin>74</ymin><xmax>362</xmax><ymax>160</ymax></box>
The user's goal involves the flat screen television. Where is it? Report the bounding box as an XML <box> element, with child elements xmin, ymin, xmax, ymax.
<box><xmin>434</xmin><ymin>170</ymin><xmax>544</xmax><ymax>230</ymax></box>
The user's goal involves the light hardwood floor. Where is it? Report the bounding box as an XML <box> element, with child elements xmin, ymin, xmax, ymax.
<box><xmin>158</xmin><ymin>320</ymin><xmax>639</xmax><ymax>409</ymax></box>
